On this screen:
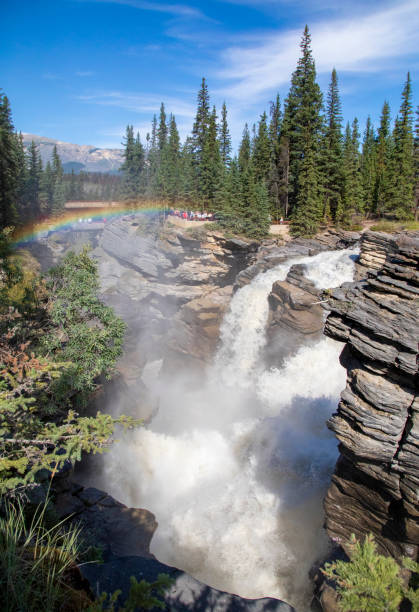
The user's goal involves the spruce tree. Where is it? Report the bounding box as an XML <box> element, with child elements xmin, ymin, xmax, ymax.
<box><xmin>322</xmin><ymin>69</ymin><xmax>344</xmax><ymax>221</ymax></box>
<box><xmin>238</xmin><ymin>124</ymin><xmax>251</xmax><ymax>174</ymax></box>
<box><xmin>389</xmin><ymin>73</ymin><xmax>415</xmax><ymax>219</ymax></box>
<box><xmin>252</xmin><ymin>111</ymin><xmax>271</xmax><ymax>184</ymax></box>
<box><xmin>283</xmin><ymin>26</ymin><xmax>323</xmax><ymax>234</ymax></box>
<box><xmin>51</xmin><ymin>145</ymin><xmax>65</xmax><ymax>214</ymax></box>
<box><xmin>200</xmin><ymin>106</ymin><xmax>222</xmax><ymax>209</ymax></box>
<box><xmin>373</xmin><ymin>101</ymin><xmax>393</xmax><ymax>216</ymax></box>
<box><xmin>268</xmin><ymin>94</ymin><xmax>282</xmax><ymax>221</ymax></box>
<box><xmin>40</xmin><ymin>160</ymin><xmax>54</xmax><ymax>213</ymax></box>
<box><xmin>414</xmin><ymin>105</ymin><xmax>419</xmax><ymax>220</ymax></box>
<box><xmin>121</xmin><ymin>125</ymin><xmax>139</xmax><ymax>200</ymax></box>
<box><xmin>26</xmin><ymin>141</ymin><xmax>42</xmax><ymax>219</ymax></box>
<box><xmin>340</xmin><ymin>118</ymin><xmax>364</xmax><ymax>224</ymax></box>
<box><xmin>158</xmin><ymin>114</ymin><xmax>181</xmax><ymax>201</ymax></box>
<box><xmin>145</xmin><ymin>114</ymin><xmax>159</xmax><ymax>197</ymax></box>
<box><xmin>219</xmin><ymin>102</ymin><xmax>232</xmax><ymax>168</ymax></box>
<box><xmin>0</xmin><ymin>92</ymin><xmax>18</xmax><ymax>227</ymax></box>
<box><xmin>14</xmin><ymin>132</ymin><xmax>28</xmax><ymax>221</ymax></box>
<box><xmin>192</xmin><ymin>77</ymin><xmax>210</xmax><ymax>167</ymax></box>
<box><xmin>361</xmin><ymin>116</ymin><xmax>376</xmax><ymax>215</ymax></box>
<box><xmin>157</xmin><ymin>103</ymin><xmax>168</xmax><ymax>151</ymax></box>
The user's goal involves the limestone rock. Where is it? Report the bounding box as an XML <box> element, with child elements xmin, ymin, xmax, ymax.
<box><xmin>323</xmin><ymin>230</ymin><xmax>419</xmax><ymax>561</ymax></box>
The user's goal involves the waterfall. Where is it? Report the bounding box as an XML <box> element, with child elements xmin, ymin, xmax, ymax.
<box><xmin>101</xmin><ymin>247</ymin><xmax>357</xmax><ymax>611</ymax></box>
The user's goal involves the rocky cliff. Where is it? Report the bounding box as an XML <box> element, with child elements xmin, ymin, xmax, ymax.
<box><xmin>322</xmin><ymin>230</ymin><xmax>418</xmax><ymax>563</ymax></box>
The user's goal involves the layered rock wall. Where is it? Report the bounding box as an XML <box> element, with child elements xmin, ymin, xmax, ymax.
<box><xmin>323</xmin><ymin>231</ymin><xmax>418</xmax><ymax>560</ymax></box>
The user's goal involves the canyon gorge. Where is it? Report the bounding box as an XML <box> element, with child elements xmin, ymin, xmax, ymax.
<box><xmin>29</xmin><ymin>216</ymin><xmax>418</xmax><ymax>611</ymax></box>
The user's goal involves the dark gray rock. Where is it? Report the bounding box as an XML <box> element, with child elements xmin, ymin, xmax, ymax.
<box><xmin>81</xmin><ymin>555</ymin><xmax>295</xmax><ymax>612</ymax></box>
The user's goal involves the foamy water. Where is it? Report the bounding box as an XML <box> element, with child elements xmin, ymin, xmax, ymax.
<box><xmin>101</xmin><ymin>247</ymin><xmax>357</xmax><ymax>611</ymax></box>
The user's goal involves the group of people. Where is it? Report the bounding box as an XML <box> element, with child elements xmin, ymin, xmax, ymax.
<box><xmin>168</xmin><ymin>208</ymin><xmax>215</xmax><ymax>222</ymax></box>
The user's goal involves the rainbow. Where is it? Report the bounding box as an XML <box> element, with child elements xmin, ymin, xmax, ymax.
<box><xmin>12</xmin><ymin>202</ymin><xmax>167</xmax><ymax>246</ymax></box>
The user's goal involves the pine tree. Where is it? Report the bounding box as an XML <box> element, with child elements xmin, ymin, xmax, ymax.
<box><xmin>361</xmin><ymin>116</ymin><xmax>376</xmax><ymax>215</ymax></box>
<box><xmin>179</xmin><ymin>137</ymin><xmax>196</xmax><ymax>203</ymax></box>
<box><xmin>373</xmin><ymin>101</ymin><xmax>393</xmax><ymax>216</ymax></box>
<box><xmin>219</xmin><ymin>102</ymin><xmax>232</xmax><ymax>168</ymax></box>
<box><xmin>389</xmin><ymin>73</ymin><xmax>415</xmax><ymax>219</ymax></box>
<box><xmin>283</xmin><ymin>26</ymin><xmax>323</xmax><ymax>234</ymax></box>
<box><xmin>322</xmin><ymin>69</ymin><xmax>344</xmax><ymax>221</ymax></box>
<box><xmin>0</xmin><ymin>92</ymin><xmax>18</xmax><ymax>227</ymax></box>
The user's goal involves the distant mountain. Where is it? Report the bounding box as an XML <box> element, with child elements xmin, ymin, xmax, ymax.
<box><xmin>22</xmin><ymin>133</ymin><xmax>124</xmax><ymax>173</ymax></box>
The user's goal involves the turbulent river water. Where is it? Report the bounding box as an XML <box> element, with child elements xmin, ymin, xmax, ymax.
<box><xmin>100</xmin><ymin>248</ymin><xmax>358</xmax><ymax>611</ymax></box>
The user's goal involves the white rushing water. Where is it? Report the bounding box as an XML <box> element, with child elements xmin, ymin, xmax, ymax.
<box><xmin>101</xmin><ymin>248</ymin><xmax>358</xmax><ymax>611</ymax></box>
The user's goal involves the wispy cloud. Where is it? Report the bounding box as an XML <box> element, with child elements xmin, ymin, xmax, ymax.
<box><xmin>216</xmin><ymin>0</ymin><xmax>419</xmax><ymax>100</ymax></box>
<box><xmin>77</xmin><ymin>90</ymin><xmax>196</xmax><ymax>119</ymax></box>
<box><xmin>75</xmin><ymin>0</ymin><xmax>207</xmax><ymax>19</ymax></box>
<box><xmin>75</xmin><ymin>70</ymin><xmax>95</xmax><ymax>77</ymax></box>
<box><xmin>42</xmin><ymin>72</ymin><xmax>63</xmax><ymax>80</ymax></box>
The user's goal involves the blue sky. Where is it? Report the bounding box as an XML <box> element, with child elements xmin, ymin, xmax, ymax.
<box><xmin>1</xmin><ymin>0</ymin><xmax>418</xmax><ymax>151</ymax></box>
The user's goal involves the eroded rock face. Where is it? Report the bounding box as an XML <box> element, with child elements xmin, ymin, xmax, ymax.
<box><xmin>323</xmin><ymin>230</ymin><xmax>419</xmax><ymax>561</ymax></box>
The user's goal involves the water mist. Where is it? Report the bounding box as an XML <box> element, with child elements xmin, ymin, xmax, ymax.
<box><xmin>99</xmin><ymin>248</ymin><xmax>357</xmax><ymax>611</ymax></box>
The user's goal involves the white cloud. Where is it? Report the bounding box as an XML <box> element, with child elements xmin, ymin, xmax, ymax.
<box><xmin>215</xmin><ymin>0</ymin><xmax>419</xmax><ymax>100</ymax></box>
<box><xmin>76</xmin><ymin>70</ymin><xmax>95</xmax><ymax>77</ymax></box>
<box><xmin>77</xmin><ymin>90</ymin><xmax>196</xmax><ymax>119</ymax></box>
<box><xmin>76</xmin><ymin>0</ymin><xmax>206</xmax><ymax>19</ymax></box>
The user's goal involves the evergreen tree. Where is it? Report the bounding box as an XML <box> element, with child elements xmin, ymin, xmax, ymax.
<box><xmin>191</xmin><ymin>77</ymin><xmax>210</xmax><ymax>167</ymax></box>
<box><xmin>26</xmin><ymin>141</ymin><xmax>42</xmax><ymax>219</ymax></box>
<box><xmin>200</xmin><ymin>106</ymin><xmax>223</xmax><ymax>208</ymax></box>
<box><xmin>283</xmin><ymin>26</ymin><xmax>323</xmax><ymax>234</ymax></box>
<box><xmin>120</xmin><ymin>125</ymin><xmax>143</xmax><ymax>200</ymax></box>
<box><xmin>158</xmin><ymin>114</ymin><xmax>181</xmax><ymax>201</ymax></box>
<box><xmin>179</xmin><ymin>137</ymin><xmax>196</xmax><ymax>203</ymax></box>
<box><xmin>219</xmin><ymin>102</ymin><xmax>232</xmax><ymax>168</ymax></box>
<box><xmin>157</xmin><ymin>103</ymin><xmax>168</xmax><ymax>151</ymax></box>
<box><xmin>50</xmin><ymin>145</ymin><xmax>65</xmax><ymax>213</ymax></box>
<box><xmin>373</xmin><ymin>101</ymin><xmax>393</xmax><ymax>216</ymax></box>
<box><xmin>14</xmin><ymin>132</ymin><xmax>28</xmax><ymax>221</ymax></box>
<box><xmin>238</xmin><ymin>124</ymin><xmax>251</xmax><ymax>174</ymax></box>
<box><xmin>268</xmin><ymin>94</ymin><xmax>282</xmax><ymax>221</ymax></box>
<box><xmin>361</xmin><ymin>116</ymin><xmax>376</xmax><ymax>215</ymax></box>
<box><xmin>252</xmin><ymin>111</ymin><xmax>271</xmax><ymax>184</ymax></box>
<box><xmin>414</xmin><ymin>105</ymin><xmax>419</xmax><ymax>220</ymax></box>
<box><xmin>0</xmin><ymin>92</ymin><xmax>18</xmax><ymax>227</ymax></box>
<box><xmin>40</xmin><ymin>160</ymin><xmax>54</xmax><ymax>213</ymax></box>
<box><xmin>322</xmin><ymin>69</ymin><xmax>344</xmax><ymax>221</ymax></box>
<box><xmin>340</xmin><ymin>118</ymin><xmax>364</xmax><ymax>224</ymax></box>
<box><xmin>145</xmin><ymin>114</ymin><xmax>159</xmax><ymax>197</ymax></box>
<box><xmin>389</xmin><ymin>73</ymin><xmax>415</xmax><ymax>219</ymax></box>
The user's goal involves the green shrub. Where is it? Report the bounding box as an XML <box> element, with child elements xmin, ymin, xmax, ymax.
<box><xmin>323</xmin><ymin>533</ymin><xmax>419</xmax><ymax>612</ymax></box>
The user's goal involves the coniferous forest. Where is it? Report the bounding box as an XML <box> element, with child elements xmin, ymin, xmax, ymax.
<box><xmin>1</xmin><ymin>26</ymin><xmax>418</xmax><ymax>238</ymax></box>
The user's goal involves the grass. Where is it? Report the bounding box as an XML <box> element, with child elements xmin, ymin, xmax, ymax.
<box><xmin>370</xmin><ymin>219</ymin><xmax>419</xmax><ymax>233</ymax></box>
<box><xmin>0</xmin><ymin>497</ymin><xmax>90</xmax><ymax>612</ymax></box>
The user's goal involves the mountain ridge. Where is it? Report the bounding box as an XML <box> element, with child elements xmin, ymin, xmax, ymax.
<box><xmin>22</xmin><ymin>133</ymin><xmax>124</xmax><ymax>173</ymax></box>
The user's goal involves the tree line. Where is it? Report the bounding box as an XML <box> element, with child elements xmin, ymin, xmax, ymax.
<box><xmin>119</xmin><ymin>26</ymin><xmax>419</xmax><ymax>237</ymax></box>
<box><xmin>1</xmin><ymin>26</ymin><xmax>418</xmax><ymax>237</ymax></box>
